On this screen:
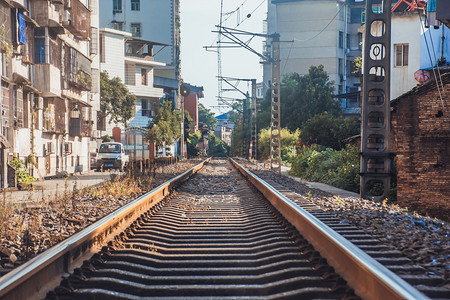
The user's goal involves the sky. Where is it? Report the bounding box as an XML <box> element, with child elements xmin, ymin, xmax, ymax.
<box><xmin>180</xmin><ymin>0</ymin><xmax>267</xmax><ymax>115</ymax></box>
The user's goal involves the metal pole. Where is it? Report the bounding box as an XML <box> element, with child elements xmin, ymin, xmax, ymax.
<box><xmin>251</xmin><ymin>79</ymin><xmax>257</xmax><ymax>160</ymax></box>
<box><xmin>360</xmin><ymin>0</ymin><xmax>392</xmax><ymax>201</ymax></box>
<box><xmin>270</xmin><ymin>33</ymin><xmax>281</xmax><ymax>173</ymax></box>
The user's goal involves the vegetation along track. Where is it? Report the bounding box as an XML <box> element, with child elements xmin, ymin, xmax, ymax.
<box><xmin>0</xmin><ymin>158</ymin><xmax>437</xmax><ymax>299</ymax></box>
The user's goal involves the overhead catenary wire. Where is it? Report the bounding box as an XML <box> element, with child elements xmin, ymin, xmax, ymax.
<box><xmin>418</xmin><ymin>9</ymin><xmax>449</xmax><ymax>130</ymax></box>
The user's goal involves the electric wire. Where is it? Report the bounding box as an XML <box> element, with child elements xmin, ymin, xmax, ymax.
<box><xmin>424</xmin><ymin>17</ymin><xmax>447</xmax><ymax>98</ymax></box>
<box><xmin>292</xmin><ymin>4</ymin><xmax>344</xmax><ymax>43</ymax></box>
<box><xmin>418</xmin><ymin>9</ymin><xmax>449</xmax><ymax>130</ymax></box>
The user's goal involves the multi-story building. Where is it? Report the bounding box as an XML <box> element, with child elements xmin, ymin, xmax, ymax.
<box><xmin>0</xmin><ymin>0</ymin><xmax>100</xmax><ymax>187</ymax></box>
<box><xmin>184</xmin><ymin>85</ymin><xmax>204</xmax><ymax>133</ymax></box>
<box><xmin>99</xmin><ymin>0</ymin><xmax>180</xmax><ymax>106</ymax></box>
<box><xmin>263</xmin><ymin>0</ymin><xmax>365</xmax><ymax>115</ymax></box>
<box><xmin>99</xmin><ymin>27</ymin><xmax>166</xmax><ymax>160</ymax></box>
<box><xmin>213</xmin><ymin>113</ymin><xmax>233</xmax><ymax>147</ymax></box>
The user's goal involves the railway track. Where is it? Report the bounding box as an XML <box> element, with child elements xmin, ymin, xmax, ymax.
<box><xmin>0</xmin><ymin>158</ymin><xmax>434</xmax><ymax>299</ymax></box>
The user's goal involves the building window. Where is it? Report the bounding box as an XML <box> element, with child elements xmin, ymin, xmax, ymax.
<box><xmin>111</xmin><ymin>22</ymin><xmax>123</xmax><ymax>31</ymax></box>
<box><xmin>34</xmin><ymin>28</ymin><xmax>46</xmax><ymax>64</ymax></box>
<box><xmin>131</xmin><ymin>23</ymin><xmax>141</xmax><ymax>37</ymax></box>
<box><xmin>395</xmin><ymin>44</ymin><xmax>409</xmax><ymax>67</ymax></box>
<box><xmin>339</xmin><ymin>31</ymin><xmax>344</xmax><ymax>48</ymax></box>
<box><xmin>346</xmin><ymin>34</ymin><xmax>350</xmax><ymax>50</ymax></box>
<box><xmin>350</xmin><ymin>7</ymin><xmax>363</xmax><ymax>24</ymax></box>
<box><xmin>338</xmin><ymin>58</ymin><xmax>344</xmax><ymax>76</ymax></box>
<box><xmin>141</xmin><ymin>99</ymin><xmax>151</xmax><ymax>117</ymax></box>
<box><xmin>113</xmin><ymin>0</ymin><xmax>122</xmax><ymax>13</ymax></box>
<box><xmin>141</xmin><ymin>68</ymin><xmax>147</xmax><ymax>85</ymax></box>
<box><xmin>131</xmin><ymin>0</ymin><xmax>140</xmax><ymax>11</ymax></box>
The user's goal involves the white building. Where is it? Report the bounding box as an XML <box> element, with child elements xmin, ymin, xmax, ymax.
<box><xmin>263</xmin><ymin>0</ymin><xmax>364</xmax><ymax>106</ymax></box>
<box><xmin>99</xmin><ymin>0</ymin><xmax>180</xmax><ymax>103</ymax></box>
<box><xmin>0</xmin><ymin>0</ymin><xmax>101</xmax><ymax>185</ymax></box>
<box><xmin>390</xmin><ymin>9</ymin><xmax>450</xmax><ymax>99</ymax></box>
<box><xmin>99</xmin><ymin>28</ymin><xmax>167</xmax><ymax>160</ymax></box>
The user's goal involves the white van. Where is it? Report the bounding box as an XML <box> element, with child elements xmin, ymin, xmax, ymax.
<box><xmin>96</xmin><ymin>142</ymin><xmax>129</xmax><ymax>171</ymax></box>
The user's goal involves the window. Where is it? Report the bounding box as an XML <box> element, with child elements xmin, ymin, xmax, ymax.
<box><xmin>141</xmin><ymin>68</ymin><xmax>147</xmax><ymax>85</ymax></box>
<box><xmin>350</xmin><ymin>7</ymin><xmax>363</xmax><ymax>24</ymax></box>
<box><xmin>113</xmin><ymin>0</ymin><xmax>122</xmax><ymax>13</ymax></box>
<box><xmin>34</xmin><ymin>28</ymin><xmax>46</xmax><ymax>64</ymax></box>
<box><xmin>141</xmin><ymin>99</ymin><xmax>151</xmax><ymax>117</ymax></box>
<box><xmin>131</xmin><ymin>0</ymin><xmax>140</xmax><ymax>11</ymax></box>
<box><xmin>131</xmin><ymin>23</ymin><xmax>141</xmax><ymax>37</ymax></box>
<box><xmin>339</xmin><ymin>31</ymin><xmax>344</xmax><ymax>48</ymax></box>
<box><xmin>338</xmin><ymin>58</ymin><xmax>344</xmax><ymax>76</ymax></box>
<box><xmin>395</xmin><ymin>44</ymin><xmax>409</xmax><ymax>67</ymax></box>
<box><xmin>346</xmin><ymin>33</ymin><xmax>350</xmax><ymax>50</ymax></box>
<box><xmin>111</xmin><ymin>22</ymin><xmax>123</xmax><ymax>31</ymax></box>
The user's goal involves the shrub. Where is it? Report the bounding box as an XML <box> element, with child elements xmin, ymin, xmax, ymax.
<box><xmin>9</xmin><ymin>157</ymin><xmax>37</xmax><ymax>185</ymax></box>
<box><xmin>258</xmin><ymin>128</ymin><xmax>300</xmax><ymax>163</ymax></box>
<box><xmin>290</xmin><ymin>144</ymin><xmax>360</xmax><ymax>193</ymax></box>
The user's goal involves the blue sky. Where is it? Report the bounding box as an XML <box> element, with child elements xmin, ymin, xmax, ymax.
<box><xmin>180</xmin><ymin>0</ymin><xmax>266</xmax><ymax>115</ymax></box>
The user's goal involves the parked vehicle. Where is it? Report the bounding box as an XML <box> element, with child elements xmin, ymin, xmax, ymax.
<box><xmin>96</xmin><ymin>142</ymin><xmax>129</xmax><ymax>171</ymax></box>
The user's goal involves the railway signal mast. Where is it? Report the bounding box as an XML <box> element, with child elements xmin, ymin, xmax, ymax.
<box><xmin>360</xmin><ymin>0</ymin><xmax>393</xmax><ymax>200</ymax></box>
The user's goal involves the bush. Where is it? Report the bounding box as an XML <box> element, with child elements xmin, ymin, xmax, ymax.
<box><xmin>9</xmin><ymin>158</ymin><xmax>37</xmax><ymax>186</ymax></box>
<box><xmin>258</xmin><ymin>128</ymin><xmax>300</xmax><ymax>163</ymax></box>
<box><xmin>290</xmin><ymin>144</ymin><xmax>360</xmax><ymax>193</ymax></box>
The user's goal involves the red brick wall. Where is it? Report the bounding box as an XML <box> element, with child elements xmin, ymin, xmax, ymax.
<box><xmin>184</xmin><ymin>94</ymin><xmax>198</xmax><ymax>132</ymax></box>
<box><xmin>391</xmin><ymin>85</ymin><xmax>450</xmax><ymax>222</ymax></box>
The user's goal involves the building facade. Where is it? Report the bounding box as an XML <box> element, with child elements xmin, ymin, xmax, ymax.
<box><xmin>99</xmin><ymin>0</ymin><xmax>180</xmax><ymax>106</ymax></box>
<box><xmin>0</xmin><ymin>0</ymin><xmax>100</xmax><ymax>187</ymax></box>
<box><xmin>99</xmin><ymin>28</ymin><xmax>165</xmax><ymax>160</ymax></box>
<box><xmin>263</xmin><ymin>0</ymin><xmax>364</xmax><ymax>115</ymax></box>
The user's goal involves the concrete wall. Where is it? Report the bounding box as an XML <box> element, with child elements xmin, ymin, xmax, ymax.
<box><xmin>264</xmin><ymin>0</ymin><xmax>361</xmax><ymax>96</ymax></box>
<box><xmin>391</xmin><ymin>13</ymin><xmax>422</xmax><ymax>99</ymax></box>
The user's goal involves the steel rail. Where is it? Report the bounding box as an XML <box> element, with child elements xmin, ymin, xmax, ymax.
<box><xmin>229</xmin><ymin>158</ymin><xmax>427</xmax><ymax>300</ymax></box>
<box><xmin>0</xmin><ymin>158</ymin><xmax>211</xmax><ymax>300</ymax></box>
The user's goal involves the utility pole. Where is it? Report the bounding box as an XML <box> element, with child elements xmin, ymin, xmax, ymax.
<box><xmin>270</xmin><ymin>33</ymin><xmax>281</xmax><ymax>173</ymax></box>
<box><xmin>360</xmin><ymin>0</ymin><xmax>393</xmax><ymax>201</ymax></box>
<box><xmin>250</xmin><ymin>79</ymin><xmax>257</xmax><ymax>159</ymax></box>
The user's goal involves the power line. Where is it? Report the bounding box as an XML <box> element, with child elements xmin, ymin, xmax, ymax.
<box><xmin>292</xmin><ymin>4</ymin><xmax>343</xmax><ymax>43</ymax></box>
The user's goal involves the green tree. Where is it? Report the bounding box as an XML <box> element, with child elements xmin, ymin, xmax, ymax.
<box><xmin>100</xmin><ymin>71</ymin><xmax>136</xmax><ymax>126</ymax></box>
<box><xmin>299</xmin><ymin>112</ymin><xmax>360</xmax><ymax>149</ymax></box>
<box><xmin>145</xmin><ymin>101</ymin><xmax>181</xmax><ymax>147</ymax></box>
<box><xmin>208</xmin><ymin>133</ymin><xmax>230</xmax><ymax>157</ymax></box>
<box><xmin>256</xmin><ymin>65</ymin><xmax>340</xmax><ymax>131</ymax></box>
<box><xmin>198</xmin><ymin>103</ymin><xmax>217</xmax><ymax>129</ymax></box>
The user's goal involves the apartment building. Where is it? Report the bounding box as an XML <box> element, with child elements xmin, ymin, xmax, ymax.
<box><xmin>0</xmin><ymin>0</ymin><xmax>100</xmax><ymax>187</ymax></box>
<box><xmin>99</xmin><ymin>27</ymin><xmax>165</xmax><ymax>160</ymax></box>
<box><xmin>99</xmin><ymin>0</ymin><xmax>180</xmax><ymax>106</ymax></box>
<box><xmin>263</xmin><ymin>0</ymin><xmax>365</xmax><ymax>115</ymax></box>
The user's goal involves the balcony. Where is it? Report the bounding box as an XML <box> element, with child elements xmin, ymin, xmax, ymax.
<box><xmin>33</xmin><ymin>64</ymin><xmax>61</xmax><ymax>97</ymax></box>
<box><xmin>62</xmin><ymin>0</ymin><xmax>90</xmax><ymax>40</ymax></box>
<box><xmin>30</xmin><ymin>0</ymin><xmax>63</xmax><ymax>30</ymax></box>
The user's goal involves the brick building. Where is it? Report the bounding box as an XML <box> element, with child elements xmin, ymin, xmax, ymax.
<box><xmin>391</xmin><ymin>72</ymin><xmax>450</xmax><ymax>221</ymax></box>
